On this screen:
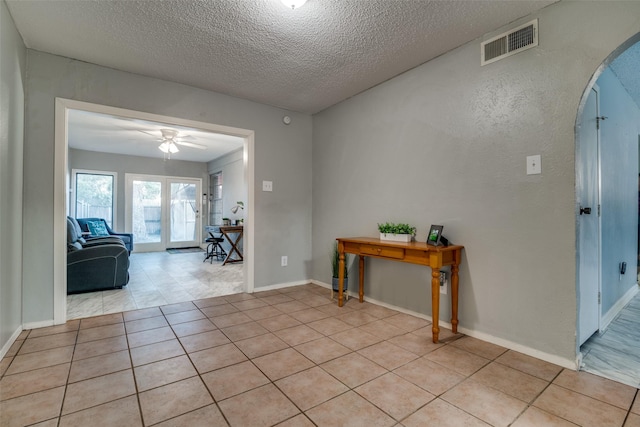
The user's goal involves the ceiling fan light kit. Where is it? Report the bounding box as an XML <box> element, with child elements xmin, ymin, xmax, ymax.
<box><xmin>280</xmin><ymin>0</ymin><xmax>307</xmax><ymax>9</ymax></box>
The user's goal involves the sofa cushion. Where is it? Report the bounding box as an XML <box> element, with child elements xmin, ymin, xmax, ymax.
<box><xmin>87</xmin><ymin>220</ymin><xmax>109</xmax><ymax>236</ymax></box>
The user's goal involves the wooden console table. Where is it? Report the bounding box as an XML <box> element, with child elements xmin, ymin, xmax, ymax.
<box><xmin>336</xmin><ymin>237</ymin><xmax>463</xmax><ymax>343</ymax></box>
<box><xmin>219</xmin><ymin>226</ymin><xmax>243</xmax><ymax>266</ymax></box>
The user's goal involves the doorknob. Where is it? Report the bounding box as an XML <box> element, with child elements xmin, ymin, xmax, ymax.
<box><xmin>580</xmin><ymin>206</ymin><xmax>592</xmax><ymax>215</ymax></box>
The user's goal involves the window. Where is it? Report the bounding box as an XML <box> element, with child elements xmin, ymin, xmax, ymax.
<box><xmin>210</xmin><ymin>172</ymin><xmax>223</xmax><ymax>226</ymax></box>
<box><xmin>73</xmin><ymin>170</ymin><xmax>116</xmax><ymax>227</ymax></box>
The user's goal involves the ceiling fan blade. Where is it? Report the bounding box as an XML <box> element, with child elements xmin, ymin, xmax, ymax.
<box><xmin>138</xmin><ymin>130</ymin><xmax>158</xmax><ymax>137</ymax></box>
<box><xmin>175</xmin><ymin>140</ymin><xmax>207</xmax><ymax>150</ymax></box>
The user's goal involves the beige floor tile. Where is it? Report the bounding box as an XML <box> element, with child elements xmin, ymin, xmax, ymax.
<box><xmin>221</xmin><ymin>321</ymin><xmax>269</xmax><ymax>341</ymax></box>
<box><xmin>303</xmin><ymin>294</ymin><xmax>333</xmax><ymax>308</ymax></box>
<box><xmin>276</xmin><ymin>366</ymin><xmax>348</xmax><ymax>410</ymax></box>
<box><xmin>218</xmin><ymin>383</ymin><xmax>299</xmax><ymax>427</ymax></box>
<box><xmin>358</xmin><ymin>340</ymin><xmax>419</xmax><ymax>370</ymax></box>
<box><xmin>496</xmin><ymin>349</ymin><xmax>563</xmax><ymax>381</ymax></box>
<box><xmin>224</xmin><ymin>293</ymin><xmax>257</xmax><ymax>303</ymax></box>
<box><xmin>171</xmin><ymin>318</ymin><xmax>217</xmax><ymax>337</ymax></box>
<box><xmin>189</xmin><ymin>342</ymin><xmax>247</xmax><ymax>374</ymax></box>
<box><xmin>273</xmin><ymin>300</ymin><xmax>310</xmax><ymax>313</ymax></box>
<box><xmin>388</xmin><ymin>332</ymin><xmax>444</xmax><ymax>356</ymax></box>
<box><xmin>290</xmin><ymin>307</ymin><xmax>330</xmax><ymax>323</ymax></box>
<box><xmin>425</xmin><ymin>345</ymin><xmax>490</xmax><ymax>376</ymax></box>
<box><xmin>4</xmin><ymin>339</ymin><xmax>24</xmax><ymax>357</ymax></box>
<box><xmin>129</xmin><ymin>338</ymin><xmax>185</xmax><ymax>366</ymax></box>
<box><xmin>79</xmin><ymin>313</ymin><xmax>123</xmax><ymax>329</ymax></box>
<box><xmin>253</xmin><ymin>348</ymin><xmax>315</xmax><ymax>381</ymax></box>
<box><xmin>442</xmin><ymin>379</ymin><xmax>527</xmax><ymax>426</ymax></box>
<box><xmin>394</xmin><ymin>356</ymin><xmax>466</xmax><ymax>395</ymax></box>
<box><xmin>134</xmin><ymin>354</ymin><xmax>197</xmax><ymax>391</ymax></box>
<box><xmin>244</xmin><ymin>305</ymin><xmax>285</xmax><ymax>321</ymax></box>
<box><xmin>0</xmin><ymin>386</ymin><xmax>65</xmax><ymax>427</ymax></box>
<box><xmin>335</xmin><ymin>310</ymin><xmax>379</xmax><ymax>327</ymax></box>
<box><xmin>450</xmin><ymin>336</ymin><xmax>508</xmax><ymax>360</ymax></box>
<box><xmin>18</xmin><ymin>331</ymin><xmax>78</xmax><ymax>354</ymax></box>
<box><xmin>127</xmin><ymin>326</ymin><xmax>176</xmax><ymax>348</ymax></box>
<box><xmin>533</xmin><ymin>384</ymin><xmax>627</xmax><ymax>427</ymax></box>
<box><xmin>139</xmin><ymin>376</ymin><xmax>213</xmax><ymax>425</ymax></box>
<box><xmin>6</xmin><ymin>346</ymin><xmax>74</xmax><ymax>375</ymax></box>
<box><xmin>211</xmin><ymin>311</ymin><xmax>253</xmax><ymax>328</ymax></box>
<box><xmin>306</xmin><ymin>317</ymin><xmax>352</xmax><ymax>335</ymax></box>
<box><xmin>62</xmin><ymin>369</ymin><xmax>136</xmax><ymax>415</ymax></box>
<box><xmin>554</xmin><ymin>369</ymin><xmax>637</xmax><ymax>410</ymax></box>
<box><xmin>153</xmin><ymin>404</ymin><xmax>227</xmax><ymax>427</ymax></box>
<box><xmin>178</xmin><ymin>329</ymin><xmax>230</xmax><ymax>353</ymax></box>
<box><xmin>122</xmin><ymin>306</ymin><xmax>163</xmax><ymax>322</ymax></box>
<box><xmin>258</xmin><ymin>294</ymin><xmax>296</xmax><ymax>306</ymax></box>
<box><xmin>0</xmin><ymin>357</ymin><xmax>12</xmax><ymax>377</ymax></box>
<box><xmin>59</xmin><ymin>395</ymin><xmax>142</xmax><ymax>427</ymax></box>
<box><xmin>358</xmin><ymin>319</ymin><xmax>406</xmax><ymax>340</ymax></box>
<box><xmin>28</xmin><ymin>320</ymin><xmax>81</xmax><ymax>338</ymax></box>
<box><xmin>200</xmin><ymin>303</ymin><xmax>239</xmax><ymax>318</ymax></box>
<box><xmin>321</xmin><ymin>352</ymin><xmax>387</xmax><ymax>388</ymax></box>
<box><xmin>359</xmin><ymin>303</ymin><xmax>400</xmax><ymax>319</ymax></box>
<box><xmin>193</xmin><ymin>296</ymin><xmax>228</xmax><ymax>309</ymax></box>
<box><xmin>76</xmin><ymin>323</ymin><xmax>125</xmax><ymax>344</ymax></box>
<box><xmin>235</xmin><ymin>333</ymin><xmax>289</xmax><ymax>359</ymax></box>
<box><xmin>294</xmin><ymin>337</ymin><xmax>352</xmax><ymax>364</ymax></box>
<box><xmin>275</xmin><ymin>413</ymin><xmax>316</xmax><ymax>427</ymax></box>
<box><xmin>258</xmin><ymin>314</ymin><xmax>303</xmax><ymax>332</ymax></box>
<box><xmin>633</xmin><ymin>394</ymin><xmax>640</xmax><ymax>414</ymax></box>
<box><xmin>402</xmin><ymin>398</ymin><xmax>490</xmax><ymax>427</ymax></box>
<box><xmin>355</xmin><ymin>372</ymin><xmax>435</xmax><ymax>420</ymax></box>
<box><xmin>274</xmin><ymin>324</ymin><xmax>325</xmax><ymax>346</ymax></box>
<box><xmin>124</xmin><ymin>315</ymin><xmax>169</xmax><ymax>333</ymax></box>
<box><xmin>72</xmin><ymin>335</ymin><xmax>128</xmax><ymax>361</ymax></box>
<box><xmin>471</xmin><ymin>361</ymin><xmax>549</xmax><ymax>403</ymax></box>
<box><xmin>383</xmin><ymin>312</ymin><xmax>431</xmax><ymax>332</ymax></box>
<box><xmin>160</xmin><ymin>301</ymin><xmax>198</xmax><ymax>314</ymax></box>
<box><xmin>201</xmin><ymin>360</ymin><xmax>270</xmax><ymax>400</ymax></box>
<box><xmin>306</xmin><ymin>390</ymin><xmax>395</xmax><ymax>427</ymax></box>
<box><xmin>30</xmin><ymin>418</ymin><xmax>59</xmax><ymax>426</ymax></box>
<box><xmin>68</xmin><ymin>349</ymin><xmax>131</xmax><ymax>383</ymax></box>
<box><xmin>626</xmin><ymin>413</ymin><xmax>640</xmax><ymax>427</ymax></box>
<box><xmin>165</xmin><ymin>309</ymin><xmax>206</xmax><ymax>325</ymax></box>
<box><xmin>17</xmin><ymin>330</ymin><xmax>30</xmax><ymax>340</ymax></box>
<box><xmin>231</xmin><ymin>298</ymin><xmax>268</xmax><ymax>311</ymax></box>
<box><xmin>330</xmin><ymin>328</ymin><xmax>383</xmax><ymax>350</ymax></box>
<box><xmin>0</xmin><ymin>363</ymin><xmax>70</xmax><ymax>401</ymax></box>
<box><xmin>511</xmin><ymin>406</ymin><xmax>580</xmax><ymax>427</ymax></box>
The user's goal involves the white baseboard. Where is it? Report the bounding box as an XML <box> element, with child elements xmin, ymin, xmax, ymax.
<box><xmin>601</xmin><ymin>284</ymin><xmax>639</xmax><ymax>331</ymax></box>
<box><xmin>253</xmin><ymin>279</ymin><xmax>313</xmax><ymax>293</ymax></box>
<box><xmin>311</xmin><ymin>280</ymin><xmax>576</xmax><ymax>370</ymax></box>
<box><xmin>23</xmin><ymin>320</ymin><xmax>55</xmax><ymax>330</ymax></box>
<box><xmin>0</xmin><ymin>326</ymin><xmax>23</xmax><ymax>359</ymax></box>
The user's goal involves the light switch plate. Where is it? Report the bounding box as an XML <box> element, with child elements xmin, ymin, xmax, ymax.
<box><xmin>526</xmin><ymin>155</ymin><xmax>541</xmax><ymax>175</ymax></box>
<box><xmin>262</xmin><ymin>180</ymin><xmax>273</xmax><ymax>192</ymax></box>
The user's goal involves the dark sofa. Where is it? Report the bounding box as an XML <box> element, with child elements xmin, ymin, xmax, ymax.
<box><xmin>67</xmin><ymin>217</ymin><xmax>130</xmax><ymax>294</ymax></box>
<box><xmin>76</xmin><ymin>217</ymin><xmax>134</xmax><ymax>253</ymax></box>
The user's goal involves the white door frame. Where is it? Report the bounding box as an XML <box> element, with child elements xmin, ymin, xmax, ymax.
<box><xmin>53</xmin><ymin>98</ymin><xmax>255</xmax><ymax>324</ymax></box>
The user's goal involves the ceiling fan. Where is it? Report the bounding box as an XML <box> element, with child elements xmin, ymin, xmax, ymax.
<box><xmin>137</xmin><ymin>128</ymin><xmax>207</xmax><ymax>159</ymax></box>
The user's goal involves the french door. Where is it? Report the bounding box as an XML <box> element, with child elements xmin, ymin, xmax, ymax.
<box><xmin>125</xmin><ymin>174</ymin><xmax>202</xmax><ymax>252</ymax></box>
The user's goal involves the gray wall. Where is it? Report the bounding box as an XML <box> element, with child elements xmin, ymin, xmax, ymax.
<box><xmin>0</xmin><ymin>0</ymin><xmax>26</xmax><ymax>352</ymax></box>
<box><xmin>69</xmin><ymin>148</ymin><xmax>208</xmax><ymax>233</ymax></box>
<box><xmin>312</xmin><ymin>1</ymin><xmax>640</xmax><ymax>362</ymax></box>
<box><xmin>23</xmin><ymin>51</ymin><xmax>312</xmax><ymax>324</ymax></box>
<box><xmin>597</xmin><ymin>68</ymin><xmax>640</xmax><ymax>314</ymax></box>
<box><xmin>207</xmin><ymin>149</ymin><xmax>245</xmax><ymax>224</ymax></box>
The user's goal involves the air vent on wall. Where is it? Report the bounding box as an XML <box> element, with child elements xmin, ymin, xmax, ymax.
<box><xmin>481</xmin><ymin>19</ymin><xmax>538</xmax><ymax>66</ymax></box>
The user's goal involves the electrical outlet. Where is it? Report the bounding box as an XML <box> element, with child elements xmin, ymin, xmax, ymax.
<box><xmin>281</xmin><ymin>256</ymin><xmax>288</xmax><ymax>267</ymax></box>
<box><xmin>263</xmin><ymin>181</ymin><xmax>273</xmax><ymax>192</ymax></box>
<box><xmin>439</xmin><ymin>271</ymin><xmax>448</xmax><ymax>295</ymax></box>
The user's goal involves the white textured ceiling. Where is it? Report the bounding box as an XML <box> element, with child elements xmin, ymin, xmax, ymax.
<box><xmin>6</xmin><ymin>0</ymin><xmax>557</xmax><ymax>114</ymax></box>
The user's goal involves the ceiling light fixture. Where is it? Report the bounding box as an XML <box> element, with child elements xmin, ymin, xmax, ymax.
<box><xmin>281</xmin><ymin>0</ymin><xmax>307</xmax><ymax>9</ymax></box>
<box><xmin>158</xmin><ymin>128</ymin><xmax>180</xmax><ymax>159</ymax></box>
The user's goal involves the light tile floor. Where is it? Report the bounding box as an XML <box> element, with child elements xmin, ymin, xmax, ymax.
<box><xmin>3</xmin><ymin>283</ymin><xmax>640</xmax><ymax>426</ymax></box>
<box><xmin>581</xmin><ymin>291</ymin><xmax>640</xmax><ymax>388</ymax></box>
<box><xmin>67</xmin><ymin>250</ymin><xmax>243</xmax><ymax>320</ymax></box>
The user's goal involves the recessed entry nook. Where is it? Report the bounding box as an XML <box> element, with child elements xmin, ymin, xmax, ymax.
<box><xmin>575</xmin><ymin>32</ymin><xmax>640</xmax><ymax>386</ymax></box>
<box><xmin>53</xmin><ymin>98</ymin><xmax>256</xmax><ymax>325</ymax></box>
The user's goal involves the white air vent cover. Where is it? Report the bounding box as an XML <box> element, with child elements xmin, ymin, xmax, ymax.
<box><xmin>481</xmin><ymin>19</ymin><xmax>538</xmax><ymax>66</ymax></box>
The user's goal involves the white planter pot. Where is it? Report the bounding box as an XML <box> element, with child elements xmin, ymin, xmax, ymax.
<box><xmin>380</xmin><ymin>233</ymin><xmax>412</xmax><ymax>242</ymax></box>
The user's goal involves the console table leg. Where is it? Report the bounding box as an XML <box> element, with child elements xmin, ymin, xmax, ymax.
<box><xmin>338</xmin><ymin>243</ymin><xmax>345</xmax><ymax>307</ymax></box>
<box><xmin>451</xmin><ymin>263</ymin><xmax>459</xmax><ymax>334</ymax></box>
<box><xmin>359</xmin><ymin>255</ymin><xmax>365</xmax><ymax>303</ymax></box>
<box><xmin>431</xmin><ymin>268</ymin><xmax>440</xmax><ymax>343</ymax></box>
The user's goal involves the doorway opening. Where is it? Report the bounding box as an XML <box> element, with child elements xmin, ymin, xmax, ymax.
<box><xmin>54</xmin><ymin>98</ymin><xmax>255</xmax><ymax>324</ymax></box>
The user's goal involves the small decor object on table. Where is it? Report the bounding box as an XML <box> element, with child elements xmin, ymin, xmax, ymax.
<box><xmin>331</xmin><ymin>242</ymin><xmax>349</xmax><ymax>301</ymax></box>
<box><xmin>378</xmin><ymin>222</ymin><xmax>416</xmax><ymax>242</ymax></box>
<box><xmin>427</xmin><ymin>224</ymin><xmax>446</xmax><ymax>246</ymax></box>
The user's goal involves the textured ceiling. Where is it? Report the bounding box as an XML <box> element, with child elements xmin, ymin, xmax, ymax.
<box><xmin>6</xmin><ymin>0</ymin><xmax>557</xmax><ymax>114</ymax></box>
<box><xmin>609</xmin><ymin>41</ymin><xmax>640</xmax><ymax>110</ymax></box>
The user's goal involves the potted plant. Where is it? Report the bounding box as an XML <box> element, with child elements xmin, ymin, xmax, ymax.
<box><xmin>378</xmin><ymin>222</ymin><xmax>416</xmax><ymax>242</ymax></box>
<box><xmin>222</xmin><ymin>217</ymin><xmax>231</xmax><ymax>226</ymax></box>
<box><xmin>331</xmin><ymin>242</ymin><xmax>349</xmax><ymax>293</ymax></box>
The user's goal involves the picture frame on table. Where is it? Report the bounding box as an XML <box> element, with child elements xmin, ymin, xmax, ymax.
<box><xmin>427</xmin><ymin>225</ymin><xmax>444</xmax><ymax>246</ymax></box>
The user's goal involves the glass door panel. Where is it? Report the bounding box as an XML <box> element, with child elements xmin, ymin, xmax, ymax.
<box><xmin>169</xmin><ymin>179</ymin><xmax>200</xmax><ymax>247</ymax></box>
<box><xmin>131</xmin><ymin>179</ymin><xmax>162</xmax><ymax>250</ymax></box>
